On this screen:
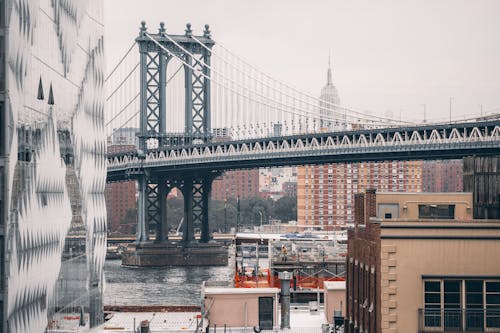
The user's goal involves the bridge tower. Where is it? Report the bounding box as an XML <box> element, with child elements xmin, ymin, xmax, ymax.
<box><xmin>134</xmin><ymin>22</ymin><xmax>217</xmax><ymax>246</ymax></box>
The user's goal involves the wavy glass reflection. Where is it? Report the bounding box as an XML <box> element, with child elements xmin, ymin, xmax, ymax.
<box><xmin>1</xmin><ymin>0</ymin><xmax>105</xmax><ymax>332</ymax></box>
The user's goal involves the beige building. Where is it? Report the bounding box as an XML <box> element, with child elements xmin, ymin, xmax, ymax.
<box><xmin>346</xmin><ymin>190</ymin><xmax>500</xmax><ymax>333</ymax></box>
<box><xmin>203</xmin><ymin>287</ymin><xmax>279</xmax><ymax>329</ymax></box>
<box><xmin>324</xmin><ymin>281</ymin><xmax>346</xmax><ymax>326</ymax></box>
<box><xmin>376</xmin><ymin>192</ymin><xmax>473</xmax><ymax>220</ymax></box>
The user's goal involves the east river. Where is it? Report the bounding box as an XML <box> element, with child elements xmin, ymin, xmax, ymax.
<box><xmin>104</xmin><ymin>260</ymin><xmax>232</xmax><ymax>306</ymax></box>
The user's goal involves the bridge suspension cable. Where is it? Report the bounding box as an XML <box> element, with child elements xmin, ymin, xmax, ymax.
<box><xmin>106</xmin><ymin>30</ymin><xmax>497</xmax><ymax>142</ymax></box>
<box><xmin>107</xmin><ymin>64</ymin><xmax>184</xmax><ymax>136</ymax></box>
<box><xmin>106</xmin><ymin>62</ymin><xmax>139</xmax><ymax>101</ymax></box>
<box><xmin>144</xmin><ymin>33</ymin><xmax>372</xmax><ymax>135</ymax></box>
<box><xmin>209</xmin><ymin>39</ymin><xmax>407</xmax><ymax>126</ymax></box>
<box><xmin>153</xmin><ymin>32</ymin><xmax>395</xmax><ymax>130</ymax></box>
<box><xmin>213</xmin><ymin>39</ymin><xmax>411</xmax><ymax>128</ymax></box>
<box><xmin>105</xmin><ymin>41</ymin><xmax>137</xmax><ymax>82</ymax></box>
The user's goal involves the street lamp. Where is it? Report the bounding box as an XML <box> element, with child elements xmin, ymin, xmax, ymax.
<box><xmin>224</xmin><ymin>197</ymin><xmax>227</xmax><ymax>233</ymax></box>
<box><xmin>449</xmin><ymin>97</ymin><xmax>453</xmax><ymax>122</ymax></box>
<box><xmin>236</xmin><ymin>196</ymin><xmax>240</xmax><ymax>233</ymax></box>
<box><xmin>258</xmin><ymin>210</ymin><xmax>263</xmax><ymax>230</ymax></box>
<box><xmin>421</xmin><ymin>104</ymin><xmax>426</xmax><ymax>123</ymax></box>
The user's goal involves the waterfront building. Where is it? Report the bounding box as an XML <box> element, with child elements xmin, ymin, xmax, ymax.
<box><xmin>259</xmin><ymin>167</ymin><xmax>297</xmax><ymax>200</ymax></box>
<box><xmin>211</xmin><ymin>169</ymin><xmax>260</xmax><ymax>201</ymax></box>
<box><xmin>0</xmin><ymin>1</ymin><xmax>106</xmax><ymax>331</ymax></box>
<box><xmin>282</xmin><ymin>181</ymin><xmax>297</xmax><ymax>198</ymax></box>
<box><xmin>346</xmin><ymin>190</ymin><xmax>500</xmax><ymax>332</ymax></box>
<box><xmin>422</xmin><ymin>159</ymin><xmax>463</xmax><ymax>193</ymax></box>
<box><xmin>108</xmin><ymin>127</ymin><xmax>139</xmax><ymax>147</ymax></box>
<box><xmin>105</xmin><ymin>145</ymin><xmax>137</xmax><ymax>235</ymax></box>
<box><xmin>297</xmin><ymin>161</ymin><xmax>423</xmax><ymax>230</ymax></box>
<box><xmin>464</xmin><ymin>155</ymin><xmax>500</xmax><ymax>219</ymax></box>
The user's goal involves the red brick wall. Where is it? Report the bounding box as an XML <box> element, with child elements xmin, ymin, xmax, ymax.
<box><xmin>365</xmin><ymin>188</ymin><xmax>377</xmax><ymax>224</ymax></box>
<box><xmin>106</xmin><ymin>145</ymin><xmax>137</xmax><ymax>235</ymax></box>
<box><xmin>211</xmin><ymin>169</ymin><xmax>260</xmax><ymax>201</ymax></box>
<box><xmin>347</xmin><ymin>189</ymin><xmax>381</xmax><ymax>333</ymax></box>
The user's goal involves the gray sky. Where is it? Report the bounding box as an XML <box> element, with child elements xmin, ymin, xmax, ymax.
<box><xmin>104</xmin><ymin>0</ymin><xmax>500</xmax><ymax>122</ymax></box>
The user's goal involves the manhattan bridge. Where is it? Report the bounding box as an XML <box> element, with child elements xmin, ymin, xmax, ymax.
<box><xmin>105</xmin><ymin>22</ymin><xmax>500</xmax><ymax>248</ymax></box>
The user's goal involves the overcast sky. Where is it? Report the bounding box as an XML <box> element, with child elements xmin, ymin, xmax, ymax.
<box><xmin>104</xmin><ymin>0</ymin><xmax>500</xmax><ymax>122</ymax></box>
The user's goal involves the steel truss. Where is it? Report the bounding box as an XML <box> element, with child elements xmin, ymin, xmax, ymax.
<box><xmin>133</xmin><ymin>23</ymin><xmax>215</xmax><ymax>244</ymax></box>
<box><xmin>108</xmin><ymin>120</ymin><xmax>500</xmax><ymax>177</ymax></box>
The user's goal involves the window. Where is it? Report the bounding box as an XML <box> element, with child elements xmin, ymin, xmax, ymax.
<box><xmin>419</xmin><ymin>204</ymin><xmax>455</xmax><ymax>219</ymax></box>
<box><xmin>422</xmin><ymin>278</ymin><xmax>500</xmax><ymax>330</ymax></box>
<box><xmin>466</xmin><ymin>280</ymin><xmax>484</xmax><ymax>330</ymax></box>
<box><xmin>444</xmin><ymin>280</ymin><xmax>461</xmax><ymax>329</ymax></box>
<box><xmin>486</xmin><ymin>281</ymin><xmax>500</xmax><ymax>328</ymax></box>
<box><xmin>424</xmin><ymin>281</ymin><xmax>441</xmax><ymax>327</ymax></box>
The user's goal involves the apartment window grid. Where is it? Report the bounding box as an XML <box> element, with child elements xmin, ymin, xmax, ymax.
<box><xmin>423</xmin><ymin>278</ymin><xmax>500</xmax><ymax>331</ymax></box>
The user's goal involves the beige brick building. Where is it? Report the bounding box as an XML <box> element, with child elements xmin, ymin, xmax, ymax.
<box><xmin>346</xmin><ymin>190</ymin><xmax>500</xmax><ymax>332</ymax></box>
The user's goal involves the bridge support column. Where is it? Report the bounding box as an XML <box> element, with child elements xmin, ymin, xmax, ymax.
<box><xmin>155</xmin><ymin>180</ymin><xmax>168</xmax><ymax>242</ymax></box>
<box><xmin>184</xmin><ymin>54</ymin><xmax>193</xmax><ymax>144</ymax></box>
<box><xmin>148</xmin><ymin>179</ymin><xmax>168</xmax><ymax>243</ymax></box>
<box><xmin>136</xmin><ymin>175</ymin><xmax>148</xmax><ymax>243</ymax></box>
<box><xmin>200</xmin><ymin>175</ymin><xmax>213</xmax><ymax>243</ymax></box>
<box><xmin>158</xmin><ymin>24</ymin><xmax>167</xmax><ymax>147</ymax></box>
<box><xmin>182</xmin><ymin>176</ymin><xmax>195</xmax><ymax>243</ymax></box>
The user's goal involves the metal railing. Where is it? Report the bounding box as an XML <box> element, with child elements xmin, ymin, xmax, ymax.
<box><xmin>418</xmin><ymin>308</ymin><xmax>500</xmax><ymax>332</ymax></box>
<box><xmin>206</xmin><ymin>326</ymin><xmax>324</xmax><ymax>333</ymax></box>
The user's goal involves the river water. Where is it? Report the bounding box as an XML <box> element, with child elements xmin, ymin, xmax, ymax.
<box><xmin>104</xmin><ymin>260</ymin><xmax>232</xmax><ymax>306</ymax></box>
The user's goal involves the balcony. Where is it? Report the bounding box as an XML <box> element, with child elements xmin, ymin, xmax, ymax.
<box><xmin>418</xmin><ymin>308</ymin><xmax>500</xmax><ymax>332</ymax></box>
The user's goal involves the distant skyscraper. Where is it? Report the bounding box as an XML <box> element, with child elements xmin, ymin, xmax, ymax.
<box><xmin>297</xmin><ymin>59</ymin><xmax>424</xmax><ymax>230</ymax></box>
<box><xmin>109</xmin><ymin>127</ymin><xmax>139</xmax><ymax>147</ymax></box>
<box><xmin>319</xmin><ymin>56</ymin><xmax>341</xmax><ymax>131</ymax></box>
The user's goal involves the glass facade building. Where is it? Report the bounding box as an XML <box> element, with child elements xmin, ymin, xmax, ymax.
<box><xmin>0</xmin><ymin>0</ymin><xmax>106</xmax><ymax>332</ymax></box>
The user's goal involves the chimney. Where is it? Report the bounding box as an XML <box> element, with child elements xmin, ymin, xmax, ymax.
<box><xmin>365</xmin><ymin>188</ymin><xmax>377</xmax><ymax>224</ymax></box>
<box><xmin>279</xmin><ymin>271</ymin><xmax>291</xmax><ymax>329</ymax></box>
<box><xmin>354</xmin><ymin>192</ymin><xmax>365</xmax><ymax>232</ymax></box>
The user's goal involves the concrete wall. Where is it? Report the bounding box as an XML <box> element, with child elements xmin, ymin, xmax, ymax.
<box><xmin>376</xmin><ymin>192</ymin><xmax>473</xmax><ymax>220</ymax></box>
<box><xmin>379</xmin><ymin>220</ymin><xmax>500</xmax><ymax>331</ymax></box>
<box><xmin>204</xmin><ymin>288</ymin><xmax>279</xmax><ymax>328</ymax></box>
<box><xmin>323</xmin><ymin>281</ymin><xmax>346</xmax><ymax>324</ymax></box>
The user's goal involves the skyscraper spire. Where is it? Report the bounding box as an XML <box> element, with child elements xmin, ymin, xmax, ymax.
<box><xmin>327</xmin><ymin>53</ymin><xmax>333</xmax><ymax>85</ymax></box>
<box><xmin>319</xmin><ymin>53</ymin><xmax>340</xmax><ymax>130</ymax></box>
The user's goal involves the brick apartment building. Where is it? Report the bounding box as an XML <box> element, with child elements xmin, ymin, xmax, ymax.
<box><xmin>422</xmin><ymin>159</ymin><xmax>463</xmax><ymax>192</ymax></box>
<box><xmin>346</xmin><ymin>190</ymin><xmax>500</xmax><ymax>332</ymax></box>
<box><xmin>297</xmin><ymin>161</ymin><xmax>423</xmax><ymax>230</ymax></box>
<box><xmin>211</xmin><ymin>169</ymin><xmax>260</xmax><ymax>201</ymax></box>
<box><xmin>464</xmin><ymin>155</ymin><xmax>500</xmax><ymax>219</ymax></box>
<box><xmin>105</xmin><ymin>145</ymin><xmax>136</xmax><ymax>235</ymax></box>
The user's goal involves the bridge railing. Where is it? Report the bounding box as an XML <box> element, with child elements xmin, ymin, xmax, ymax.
<box><xmin>107</xmin><ymin>121</ymin><xmax>500</xmax><ymax>172</ymax></box>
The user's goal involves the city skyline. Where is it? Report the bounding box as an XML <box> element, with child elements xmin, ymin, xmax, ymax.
<box><xmin>105</xmin><ymin>0</ymin><xmax>500</xmax><ymax>123</ymax></box>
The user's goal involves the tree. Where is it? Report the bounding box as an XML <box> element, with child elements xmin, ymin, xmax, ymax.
<box><xmin>273</xmin><ymin>196</ymin><xmax>297</xmax><ymax>222</ymax></box>
<box><xmin>166</xmin><ymin>196</ymin><xmax>184</xmax><ymax>233</ymax></box>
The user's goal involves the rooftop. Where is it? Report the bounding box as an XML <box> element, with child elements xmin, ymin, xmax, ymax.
<box><xmin>204</xmin><ymin>287</ymin><xmax>279</xmax><ymax>295</ymax></box>
<box><xmin>90</xmin><ymin>307</ymin><xmax>328</xmax><ymax>333</ymax></box>
<box><xmin>323</xmin><ymin>281</ymin><xmax>346</xmax><ymax>291</ymax></box>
